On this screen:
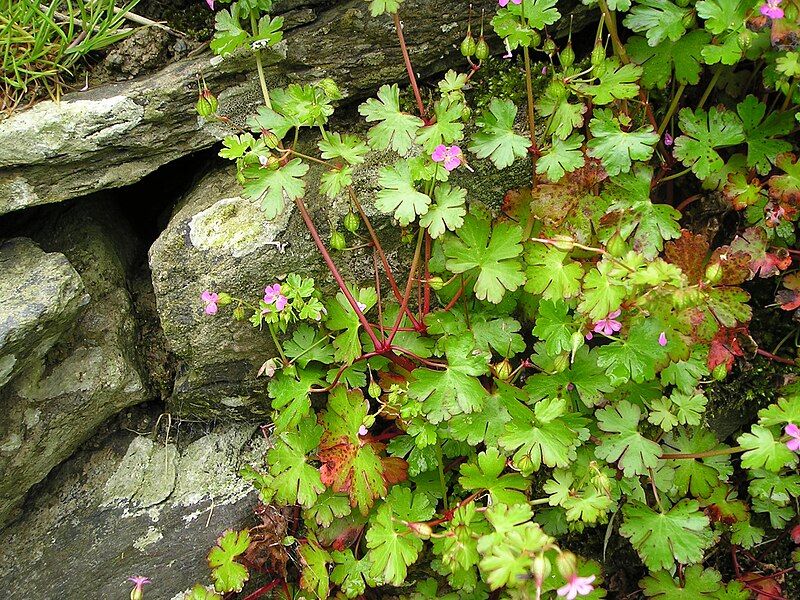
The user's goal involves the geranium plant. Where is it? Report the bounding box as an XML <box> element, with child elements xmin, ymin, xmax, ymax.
<box><xmin>187</xmin><ymin>0</ymin><xmax>800</xmax><ymax>597</ymax></box>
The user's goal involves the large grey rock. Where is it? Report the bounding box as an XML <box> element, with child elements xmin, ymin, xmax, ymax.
<box><xmin>0</xmin><ymin>238</ymin><xmax>88</xmax><ymax>388</ymax></box>
<box><xmin>0</xmin><ymin>0</ymin><xmax>517</xmax><ymax>214</ymax></box>
<box><xmin>0</xmin><ymin>415</ymin><xmax>268</xmax><ymax>599</ymax></box>
<box><xmin>0</xmin><ymin>201</ymin><xmax>148</xmax><ymax>524</ymax></box>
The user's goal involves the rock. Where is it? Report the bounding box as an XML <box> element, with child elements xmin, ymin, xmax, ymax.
<box><xmin>100</xmin><ymin>26</ymin><xmax>173</xmax><ymax>80</ymax></box>
<box><xmin>0</xmin><ymin>238</ymin><xmax>88</xmax><ymax>389</ymax></box>
<box><xmin>0</xmin><ymin>201</ymin><xmax>148</xmax><ymax>524</ymax></box>
<box><xmin>0</xmin><ymin>413</ymin><xmax>268</xmax><ymax>599</ymax></box>
<box><xmin>0</xmin><ymin>0</ymin><xmax>586</xmax><ymax>214</ymax></box>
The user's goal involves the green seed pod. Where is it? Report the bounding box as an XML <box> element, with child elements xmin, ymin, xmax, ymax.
<box><xmin>559</xmin><ymin>43</ymin><xmax>575</xmax><ymax>68</ymax></box>
<box><xmin>475</xmin><ymin>37</ymin><xmax>490</xmax><ymax>61</ymax></box>
<box><xmin>368</xmin><ymin>380</ymin><xmax>382</xmax><ymax>399</ymax></box>
<box><xmin>195</xmin><ymin>89</ymin><xmax>218</xmax><ymax>118</ymax></box>
<box><xmin>460</xmin><ymin>104</ymin><xmax>472</xmax><ymax>122</ymax></box>
<box><xmin>330</xmin><ymin>230</ymin><xmax>346</xmax><ymax>251</ymax></box>
<box><xmin>401</xmin><ymin>230</ymin><xmax>414</xmax><ymax>245</ymax></box>
<box><xmin>591</xmin><ymin>42</ymin><xmax>606</xmax><ymax>66</ymax></box>
<box><xmin>704</xmin><ymin>262</ymin><xmax>724</xmax><ymax>284</ymax></box>
<box><xmin>542</xmin><ymin>38</ymin><xmax>556</xmax><ymax>55</ymax></box>
<box><xmin>738</xmin><ymin>28</ymin><xmax>754</xmax><ymax>51</ymax></box>
<box><xmin>492</xmin><ymin>359</ymin><xmax>513</xmax><ymax>381</ymax></box>
<box><xmin>712</xmin><ymin>363</ymin><xmax>728</xmax><ymax>381</ymax></box>
<box><xmin>262</xmin><ymin>130</ymin><xmax>280</xmax><ymax>149</ymax></box>
<box><xmin>529</xmin><ymin>30</ymin><xmax>542</xmax><ymax>48</ymax></box>
<box><xmin>233</xmin><ymin>306</ymin><xmax>246</xmax><ymax>320</ymax></box>
<box><xmin>427</xmin><ymin>276</ymin><xmax>444</xmax><ymax>291</ymax></box>
<box><xmin>343</xmin><ymin>210</ymin><xmax>360</xmax><ymax>233</ymax></box>
<box><xmin>461</xmin><ymin>33</ymin><xmax>477</xmax><ymax>57</ymax></box>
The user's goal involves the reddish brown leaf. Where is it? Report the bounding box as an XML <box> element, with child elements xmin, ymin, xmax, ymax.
<box><xmin>769</xmin><ymin>152</ymin><xmax>800</xmax><ymax>204</ymax></box>
<box><xmin>381</xmin><ymin>456</ymin><xmax>409</xmax><ymax>486</ymax></box>
<box><xmin>665</xmin><ymin>230</ymin><xmax>710</xmax><ymax>284</ymax></box>
<box><xmin>730</xmin><ymin>227</ymin><xmax>792</xmax><ymax>278</ymax></box>
<box><xmin>708</xmin><ymin>328</ymin><xmax>745</xmax><ymax>372</ymax></box>
<box><xmin>777</xmin><ymin>273</ymin><xmax>800</xmax><ymax>311</ymax></box>
<box><xmin>740</xmin><ymin>573</ymin><xmax>783</xmax><ymax>600</ymax></box>
<box><xmin>724</xmin><ymin>172</ymin><xmax>764</xmax><ymax>210</ymax></box>
<box><xmin>708</xmin><ymin>246</ymin><xmax>753</xmax><ymax>285</ymax></box>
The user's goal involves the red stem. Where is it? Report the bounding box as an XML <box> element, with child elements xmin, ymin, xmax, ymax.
<box><xmin>310</xmin><ymin>351</ymin><xmax>382</xmax><ymax>392</ymax></box>
<box><xmin>423</xmin><ymin>233</ymin><xmax>431</xmax><ymax>317</ymax></box>
<box><xmin>443</xmin><ymin>276</ymin><xmax>468</xmax><ymax>311</ymax></box>
<box><xmin>676</xmin><ymin>194</ymin><xmax>701</xmax><ymax>213</ymax></box>
<box><xmin>388</xmin><ymin>230</ymin><xmax>424</xmax><ymax>345</ymax></box>
<box><xmin>242</xmin><ymin>580</ymin><xmax>283</xmax><ymax>600</ymax></box>
<box><xmin>393</xmin><ymin>12</ymin><xmax>426</xmax><ymax>118</ymax></box>
<box><xmin>756</xmin><ymin>348</ymin><xmax>797</xmax><ymax>366</ymax></box>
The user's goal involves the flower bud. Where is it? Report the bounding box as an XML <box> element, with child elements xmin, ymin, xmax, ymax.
<box><xmin>591</xmin><ymin>42</ymin><xmax>606</xmax><ymax>66</ymax></box>
<box><xmin>343</xmin><ymin>210</ymin><xmax>360</xmax><ymax>233</ymax></box>
<box><xmin>407</xmin><ymin>522</ymin><xmax>433</xmax><ymax>539</ymax></box>
<box><xmin>368</xmin><ymin>380</ymin><xmax>382</xmax><ymax>399</ymax></box>
<box><xmin>549</xmin><ymin>236</ymin><xmax>575</xmax><ymax>251</ymax></box>
<box><xmin>606</xmin><ymin>232</ymin><xmax>628</xmax><ymax>258</ymax></box>
<box><xmin>532</xmin><ymin>554</ymin><xmax>551</xmax><ymax>585</ymax></box>
<box><xmin>217</xmin><ymin>292</ymin><xmax>232</xmax><ymax>306</ymax></box>
<box><xmin>559</xmin><ymin>43</ymin><xmax>575</xmax><ymax>68</ymax></box>
<box><xmin>330</xmin><ymin>230</ymin><xmax>346</xmax><ymax>251</ymax></box>
<box><xmin>712</xmin><ymin>363</ymin><xmax>728</xmax><ymax>381</ymax></box>
<box><xmin>529</xmin><ymin>30</ymin><xmax>542</xmax><ymax>48</ymax></box>
<box><xmin>460</xmin><ymin>105</ymin><xmax>472</xmax><ymax>122</ymax></box>
<box><xmin>475</xmin><ymin>37</ymin><xmax>490</xmax><ymax>61</ymax></box>
<box><xmin>233</xmin><ymin>306</ymin><xmax>246</xmax><ymax>320</ymax></box>
<box><xmin>556</xmin><ymin>551</ymin><xmax>578</xmax><ymax>578</ymax></box>
<box><xmin>542</xmin><ymin>38</ymin><xmax>556</xmax><ymax>55</ymax></box>
<box><xmin>704</xmin><ymin>263</ymin><xmax>723</xmax><ymax>284</ymax></box>
<box><xmin>738</xmin><ymin>29</ymin><xmax>754</xmax><ymax>50</ymax></box>
<box><xmin>427</xmin><ymin>276</ymin><xmax>444</xmax><ymax>290</ymax></box>
<box><xmin>131</xmin><ymin>589</ymin><xmax>143</xmax><ymax>600</ymax></box>
<box><xmin>461</xmin><ymin>34</ymin><xmax>477</xmax><ymax>57</ymax></box>
<box><xmin>493</xmin><ymin>358</ymin><xmax>513</xmax><ymax>381</ymax></box>
<box><xmin>262</xmin><ymin>130</ymin><xmax>281</xmax><ymax>149</ymax></box>
<box><xmin>195</xmin><ymin>89</ymin><xmax>219</xmax><ymax>119</ymax></box>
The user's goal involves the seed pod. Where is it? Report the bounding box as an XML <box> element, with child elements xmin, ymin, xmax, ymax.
<box><xmin>195</xmin><ymin>89</ymin><xmax>218</xmax><ymax>118</ymax></box>
<box><xmin>529</xmin><ymin>30</ymin><xmax>542</xmax><ymax>48</ymax></box>
<box><xmin>606</xmin><ymin>232</ymin><xmax>628</xmax><ymax>258</ymax></box>
<box><xmin>461</xmin><ymin>33</ymin><xmax>477</xmax><ymax>57</ymax></box>
<box><xmin>738</xmin><ymin>28</ymin><xmax>754</xmax><ymax>50</ymax></box>
<box><xmin>542</xmin><ymin>38</ymin><xmax>556</xmax><ymax>55</ymax></box>
<box><xmin>559</xmin><ymin>43</ymin><xmax>575</xmax><ymax>68</ymax></box>
<box><xmin>475</xmin><ymin>37</ymin><xmax>490</xmax><ymax>61</ymax></box>
<box><xmin>704</xmin><ymin>262</ymin><xmax>723</xmax><ymax>284</ymax></box>
<box><xmin>460</xmin><ymin>104</ymin><xmax>472</xmax><ymax>122</ymax></box>
<box><xmin>368</xmin><ymin>380</ymin><xmax>381</xmax><ymax>399</ymax></box>
<box><xmin>343</xmin><ymin>210</ymin><xmax>360</xmax><ymax>233</ymax></box>
<box><xmin>427</xmin><ymin>276</ymin><xmax>444</xmax><ymax>290</ymax></box>
<box><xmin>317</xmin><ymin>77</ymin><xmax>342</xmax><ymax>100</ymax></box>
<box><xmin>492</xmin><ymin>358</ymin><xmax>513</xmax><ymax>381</ymax></box>
<box><xmin>591</xmin><ymin>41</ymin><xmax>606</xmax><ymax>66</ymax></box>
<box><xmin>262</xmin><ymin>130</ymin><xmax>280</xmax><ymax>149</ymax></box>
<box><xmin>712</xmin><ymin>363</ymin><xmax>728</xmax><ymax>381</ymax></box>
<box><xmin>330</xmin><ymin>230</ymin><xmax>346</xmax><ymax>251</ymax></box>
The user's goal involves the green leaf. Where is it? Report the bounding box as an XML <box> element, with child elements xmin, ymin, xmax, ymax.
<box><xmin>587</xmin><ymin>108</ymin><xmax>659</xmax><ymax>176</ymax></box>
<box><xmin>366</xmin><ymin>487</ymin><xmax>433</xmax><ymax>585</ymax></box>
<box><xmin>620</xmin><ymin>499</ymin><xmax>715</xmax><ymax>571</ymax></box>
<box><xmin>595</xmin><ymin>400</ymin><xmax>662</xmax><ymax>476</ymax></box>
<box><xmin>242</xmin><ymin>158</ymin><xmax>309</xmax><ymax>220</ymax></box>
<box><xmin>219</xmin><ymin>134</ymin><xmax>254</xmax><ymax>160</ymax></box>
<box><xmin>736</xmin><ymin>95</ymin><xmax>794</xmax><ymax>175</ymax></box>
<box><xmin>503</xmin><ymin>0</ymin><xmax>561</xmax><ymax>30</ymax></box>
<box><xmin>527</xmin><ymin>345</ymin><xmax>617</xmax><ymax>407</ymax></box>
<box><xmin>446</xmin><ymin>380</ymin><xmax>521</xmax><ymax>446</ymax></box>
<box><xmin>576</xmin><ymin>259</ymin><xmax>628</xmax><ymax>320</ymax></box>
<box><xmin>696</xmin><ymin>0</ymin><xmax>757</xmax><ymax>34</ymax></box>
<box><xmin>318</xmin><ymin>132</ymin><xmax>369</xmax><ymax>165</ymax></box>
<box><xmin>623</xmin><ymin>0</ymin><xmax>691</xmax><ymax>46</ymax></box>
<box><xmin>253</xmin><ymin>14</ymin><xmax>283</xmax><ymax>47</ymax></box>
<box><xmin>369</xmin><ymin>0</ymin><xmax>402</xmax><ymax>16</ymax></box>
<box><xmin>267</xmin><ymin>417</ymin><xmax>325</xmax><ymax>508</ymax></box>
<box><xmin>419</xmin><ymin>183</ymin><xmax>467</xmax><ymax>238</ymax></box>
<box><xmin>748</xmin><ymin>468</ymin><xmax>800</xmax><ymax>504</ymax></box>
<box><xmin>416</xmin><ymin>98</ymin><xmax>465</xmax><ymax>152</ymax></box>
<box><xmin>208</xmin><ymin>530</ymin><xmax>250</xmax><ymax>593</ymax></box>
<box><xmin>627</xmin><ymin>31</ymin><xmax>711</xmax><ymax>89</ymax></box>
<box><xmin>331</xmin><ymin>549</ymin><xmax>372</xmax><ymax>598</ymax></box>
<box><xmin>211</xmin><ymin>6</ymin><xmax>248</xmax><ymax>56</ymax></box>
<box><xmin>533</xmin><ymin>299</ymin><xmax>576</xmax><ymax>355</ymax></box>
<box><xmin>737</xmin><ymin>425</ymin><xmax>798</xmax><ymax>472</ymax></box>
<box><xmin>304</xmin><ymin>489</ymin><xmax>352</xmax><ymax>527</ymax></box>
<box><xmin>325</xmin><ymin>287</ymin><xmax>377</xmax><ymax>364</ymax></box>
<box><xmin>358</xmin><ymin>84</ymin><xmax>424</xmax><ymax>154</ymax></box>
<box><xmin>459</xmin><ymin>447</ymin><xmax>529</xmax><ymax>504</ymax></box>
<box><xmin>578</xmin><ymin>59</ymin><xmax>642</xmax><ymax>104</ymax></box>
<box><xmin>409</xmin><ymin>334</ymin><xmax>490</xmax><ymax>423</ymax></box>
<box><xmin>597</xmin><ymin>320</ymin><xmax>670</xmax><ymax>384</ymax></box>
<box><xmin>663</xmin><ymin>429</ymin><xmax>732</xmax><ymax>498</ymax></box>
<box><xmin>267</xmin><ymin>367</ymin><xmax>323</xmax><ymax>433</ymax></box>
<box><xmin>673</xmin><ymin>107</ymin><xmax>746</xmax><ymax>180</ymax></box>
<box><xmin>185</xmin><ymin>584</ymin><xmax>222</xmax><ymax>600</ymax></box>
<box><xmin>284</xmin><ymin>324</ymin><xmax>333</xmax><ymax>367</ymax></box>
<box><xmin>758</xmin><ymin>395</ymin><xmax>800</xmax><ymax>427</ymax></box>
<box><xmin>299</xmin><ymin>536</ymin><xmax>331</xmax><ymax>599</ymax></box>
<box><xmin>468</xmin><ymin>98</ymin><xmax>531</xmax><ymax>169</ymax></box>
<box><xmin>443</xmin><ymin>215</ymin><xmax>525</xmax><ymax>304</ymax></box>
<box><xmin>641</xmin><ymin>565</ymin><xmax>723</xmax><ymax>599</ymax></box>
<box><xmin>536</xmin><ymin>81</ymin><xmax>587</xmax><ymax>140</ymax></box>
<box><xmin>537</xmin><ymin>134</ymin><xmax>586</xmax><ymax>182</ymax></box>
<box><xmin>524</xmin><ymin>244</ymin><xmax>584</xmax><ymax>300</ymax></box>
<box><xmin>491</xmin><ymin>11</ymin><xmax>539</xmax><ymax>49</ymax></box>
<box><xmin>661</xmin><ymin>351</ymin><xmax>710</xmax><ymax>394</ymax></box>
<box><xmin>499</xmin><ymin>396</ymin><xmax>587</xmax><ymax>472</ymax></box>
<box><xmin>375</xmin><ymin>161</ymin><xmax>431</xmax><ymax>226</ymax></box>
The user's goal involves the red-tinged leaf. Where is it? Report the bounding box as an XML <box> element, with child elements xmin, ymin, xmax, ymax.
<box><xmin>768</xmin><ymin>152</ymin><xmax>800</xmax><ymax>204</ymax></box>
<box><xmin>740</xmin><ymin>572</ymin><xmax>782</xmax><ymax>600</ymax></box>
<box><xmin>382</xmin><ymin>456</ymin><xmax>409</xmax><ymax>486</ymax></box>
<box><xmin>665</xmin><ymin>230</ymin><xmax>710</xmax><ymax>284</ymax></box>
<box><xmin>708</xmin><ymin>328</ymin><xmax>745</xmax><ymax>372</ymax></box>
<box><xmin>791</xmin><ymin>524</ymin><xmax>800</xmax><ymax>544</ymax></box>
<box><xmin>765</xmin><ymin>199</ymin><xmax>798</xmax><ymax>227</ymax></box>
<box><xmin>724</xmin><ymin>172</ymin><xmax>765</xmax><ymax>210</ymax></box>
<box><xmin>502</xmin><ymin>187</ymin><xmax>532</xmax><ymax>224</ymax></box>
<box><xmin>777</xmin><ymin>273</ymin><xmax>800</xmax><ymax>311</ymax></box>
<box><xmin>707</xmin><ymin>246</ymin><xmax>752</xmax><ymax>285</ymax></box>
<box><xmin>730</xmin><ymin>227</ymin><xmax>792</xmax><ymax>278</ymax></box>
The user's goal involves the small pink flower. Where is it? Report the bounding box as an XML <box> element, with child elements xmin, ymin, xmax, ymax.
<box><xmin>498</xmin><ymin>0</ymin><xmax>522</xmax><ymax>6</ymax></box>
<box><xmin>593</xmin><ymin>310</ymin><xmax>622</xmax><ymax>336</ymax></box>
<box><xmin>760</xmin><ymin>0</ymin><xmax>784</xmax><ymax>19</ymax></box>
<box><xmin>356</xmin><ymin>301</ymin><xmax>368</xmax><ymax>313</ymax></box>
<box><xmin>664</xmin><ymin>133</ymin><xmax>673</xmax><ymax>146</ymax></box>
<box><xmin>786</xmin><ymin>423</ymin><xmax>800</xmax><ymax>452</ymax></box>
<box><xmin>358</xmin><ymin>425</ymin><xmax>369</xmax><ymax>436</ymax></box>
<box><xmin>658</xmin><ymin>332</ymin><xmax>667</xmax><ymax>347</ymax></box>
<box><xmin>201</xmin><ymin>291</ymin><xmax>219</xmax><ymax>315</ymax></box>
<box><xmin>585</xmin><ymin>331</ymin><xmax>593</xmax><ymax>341</ymax></box>
<box><xmin>205</xmin><ymin>0</ymin><xmax>214</xmax><ymax>8</ymax></box>
<box><xmin>128</xmin><ymin>576</ymin><xmax>151</xmax><ymax>600</ymax></box>
<box><xmin>557</xmin><ymin>574</ymin><xmax>596</xmax><ymax>600</ymax></box>
<box><xmin>264</xmin><ymin>284</ymin><xmax>281</xmax><ymax>303</ymax></box>
<box><xmin>432</xmin><ymin>144</ymin><xmax>464</xmax><ymax>172</ymax></box>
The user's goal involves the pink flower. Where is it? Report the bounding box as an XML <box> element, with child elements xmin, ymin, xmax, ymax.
<box><xmin>585</xmin><ymin>331</ymin><xmax>594</xmax><ymax>341</ymax></box>
<box><xmin>593</xmin><ymin>310</ymin><xmax>622</xmax><ymax>336</ymax></box>
<box><xmin>263</xmin><ymin>284</ymin><xmax>289</xmax><ymax>311</ymax></box>
<box><xmin>760</xmin><ymin>0</ymin><xmax>784</xmax><ymax>19</ymax></box>
<box><xmin>128</xmin><ymin>576</ymin><xmax>151</xmax><ymax>600</ymax></box>
<box><xmin>357</xmin><ymin>301</ymin><xmax>368</xmax><ymax>312</ymax></box>
<box><xmin>205</xmin><ymin>0</ymin><xmax>214</xmax><ymax>9</ymax></box>
<box><xmin>786</xmin><ymin>423</ymin><xmax>800</xmax><ymax>452</ymax></box>
<box><xmin>201</xmin><ymin>291</ymin><xmax>219</xmax><ymax>315</ymax></box>
<box><xmin>664</xmin><ymin>133</ymin><xmax>673</xmax><ymax>146</ymax></box>
<box><xmin>557</xmin><ymin>574</ymin><xmax>596</xmax><ymax>600</ymax></box>
<box><xmin>498</xmin><ymin>0</ymin><xmax>522</xmax><ymax>6</ymax></box>
<box><xmin>658</xmin><ymin>332</ymin><xmax>667</xmax><ymax>347</ymax></box>
<box><xmin>432</xmin><ymin>144</ymin><xmax>464</xmax><ymax>172</ymax></box>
